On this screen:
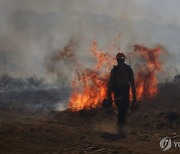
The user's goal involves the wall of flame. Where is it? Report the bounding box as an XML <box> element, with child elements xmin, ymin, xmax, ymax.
<box><xmin>57</xmin><ymin>40</ymin><xmax>164</xmax><ymax>111</ymax></box>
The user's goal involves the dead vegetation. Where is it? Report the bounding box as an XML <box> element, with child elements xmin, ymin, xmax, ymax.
<box><xmin>0</xmin><ymin>73</ymin><xmax>179</xmax><ymax>153</ymax></box>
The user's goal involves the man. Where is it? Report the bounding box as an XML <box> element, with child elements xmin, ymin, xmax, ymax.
<box><xmin>107</xmin><ymin>52</ymin><xmax>137</xmax><ymax>129</ymax></box>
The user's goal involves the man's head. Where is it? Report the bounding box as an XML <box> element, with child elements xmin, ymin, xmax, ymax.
<box><xmin>116</xmin><ymin>52</ymin><xmax>126</xmax><ymax>65</ymax></box>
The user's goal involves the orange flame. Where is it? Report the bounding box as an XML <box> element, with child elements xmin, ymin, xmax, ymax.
<box><xmin>133</xmin><ymin>45</ymin><xmax>163</xmax><ymax>100</ymax></box>
<box><xmin>67</xmin><ymin>41</ymin><xmax>164</xmax><ymax>111</ymax></box>
<box><xmin>68</xmin><ymin>41</ymin><xmax>114</xmax><ymax>111</ymax></box>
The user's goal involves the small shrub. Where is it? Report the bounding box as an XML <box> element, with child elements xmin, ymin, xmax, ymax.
<box><xmin>0</xmin><ymin>73</ymin><xmax>14</xmax><ymax>91</ymax></box>
<box><xmin>26</xmin><ymin>75</ymin><xmax>45</xmax><ymax>89</ymax></box>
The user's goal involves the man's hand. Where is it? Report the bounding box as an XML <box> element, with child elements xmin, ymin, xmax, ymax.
<box><xmin>102</xmin><ymin>99</ymin><xmax>112</xmax><ymax>108</ymax></box>
<box><xmin>107</xmin><ymin>97</ymin><xmax>113</xmax><ymax>107</ymax></box>
<box><xmin>130</xmin><ymin>101</ymin><xmax>140</xmax><ymax>113</ymax></box>
<box><xmin>133</xmin><ymin>95</ymin><xmax>137</xmax><ymax>103</ymax></box>
<box><xmin>108</xmin><ymin>95</ymin><xmax>112</xmax><ymax>102</ymax></box>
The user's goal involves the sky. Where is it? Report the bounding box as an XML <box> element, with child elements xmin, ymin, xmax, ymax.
<box><xmin>0</xmin><ymin>0</ymin><xmax>180</xmax><ymax>79</ymax></box>
<box><xmin>1</xmin><ymin>0</ymin><xmax>180</xmax><ymax>25</ymax></box>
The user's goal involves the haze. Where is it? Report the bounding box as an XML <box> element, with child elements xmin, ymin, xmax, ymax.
<box><xmin>0</xmin><ymin>0</ymin><xmax>179</xmax><ymax>79</ymax></box>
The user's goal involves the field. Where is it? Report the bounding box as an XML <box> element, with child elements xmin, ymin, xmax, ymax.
<box><xmin>0</xmin><ymin>79</ymin><xmax>179</xmax><ymax>153</ymax></box>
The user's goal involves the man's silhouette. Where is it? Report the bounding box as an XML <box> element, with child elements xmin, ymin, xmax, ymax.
<box><xmin>107</xmin><ymin>52</ymin><xmax>137</xmax><ymax>129</ymax></box>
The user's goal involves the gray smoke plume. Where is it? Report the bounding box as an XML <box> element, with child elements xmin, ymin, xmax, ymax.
<box><xmin>0</xmin><ymin>0</ymin><xmax>180</xmax><ymax>80</ymax></box>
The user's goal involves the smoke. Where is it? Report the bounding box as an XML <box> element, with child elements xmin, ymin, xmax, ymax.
<box><xmin>56</xmin><ymin>100</ymin><xmax>68</xmax><ymax>111</ymax></box>
<box><xmin>0</xmin><ymin>0</ymin><xmax>180</xmax><ymax>80</ymax></box>
<box><xmin>44</xmin><ymin>38</ymin><xmax>82</xmax><ymax>81</ymax></box>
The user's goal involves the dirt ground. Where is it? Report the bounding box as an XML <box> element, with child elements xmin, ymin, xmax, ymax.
<box><xmin>0</xmin><ymin>107</ymin><xmax>179</xmax><ymax>154</ymax></box>
<box><xmin>0</xmin><ymin>85</ymin><xmax>179</xmax><ymax>154</ymax></box>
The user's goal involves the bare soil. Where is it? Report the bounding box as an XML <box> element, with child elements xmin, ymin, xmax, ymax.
<box><xmin>0</xmin><ymin>86</ymin><xmax>179</xmax><ymax>154</ymax></box>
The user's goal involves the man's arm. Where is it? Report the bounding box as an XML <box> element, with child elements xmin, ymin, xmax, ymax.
<box><xmin>129</xmin><ymin>67</ymin><xmax>137</xmax><ymax>102</ymax></box>
<box><xmin>107</xmin><ymin>68</ymin><xmax>114</xmax><ymax>101</ymax></box>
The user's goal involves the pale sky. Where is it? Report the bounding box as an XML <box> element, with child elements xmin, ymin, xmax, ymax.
<box><xmin>0</xmin><ymin>0</ymin><xmax>180</xmax><ymax>78</ymax></box>
<box><xmin>0</xmin><ymin>0</ymin><xmax>180</xmax><ymax>26</ymax></box>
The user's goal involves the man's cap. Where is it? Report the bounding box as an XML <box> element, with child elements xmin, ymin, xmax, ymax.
<box><xmin>116</xmin><ymin>52</ymin><xmax>126</xmax><ymax>60</ymax></box>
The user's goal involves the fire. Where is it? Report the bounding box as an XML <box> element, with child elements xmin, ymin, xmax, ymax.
<box><xmin>68</xmin><ymin>41</ymin><xmax>114</xmax><ymax>111</ymax></box>
<box><xmin>133</xmin><ymin>45</ymin><xmax>163</xmax><ymax>100</ymax></box>
<box><xmin>65</xmin><ymin>41</ymin><xmax>164</xmax><ymax>111</ymax></box>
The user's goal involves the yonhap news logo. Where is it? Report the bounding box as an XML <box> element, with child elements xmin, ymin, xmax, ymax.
<box><xmin>160</xmin><ymin>137</ymin><xmax>172</xmax><ymax>151</ymax></box>
<box><xmin>160</xmin><ymin>137</ymin><xmax>180</xmax><ymax>151</ymax></box>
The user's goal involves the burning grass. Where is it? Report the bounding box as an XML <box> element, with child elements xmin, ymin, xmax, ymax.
<box><xmin>66</xmin><ymin>42</ymin><xmax>165</xmax><ymax>111</ymax></box>
<box><xmin>0</xmin><ymin>41</ymin><xmax>170</xmax><ymax>113</ymax></box>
